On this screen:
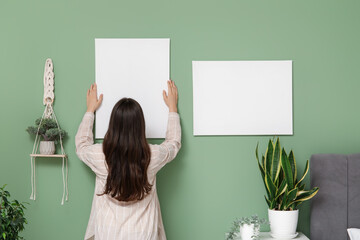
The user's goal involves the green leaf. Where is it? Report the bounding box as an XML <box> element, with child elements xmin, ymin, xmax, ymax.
<box><xmin>276</xmin><ymin>180</ymin><xmax>287</xmax><ymax>199</ymax></box>
<box><xmin>265</xmin><ymin>174</ymin><xmax>277</xmax><ymax>200</ymax></box>
<box><xmin>0</xmin><ymin>185</ymin><xmax>28</xmax><ymax>240</ymax></box>
<box><xmin>280</xmin><ymin>191</ymin><xmax>288</xmax><ymax>210</ymax></box>
<box><xmin>257</xmin><ymin>162</ymin><xmax>265</xmax><ymax>182</ymax></box>
<box><xmin>269</xmin><ymin>199</ymin><xmax>276</xmax><ymax>209</ymax></box>
<box><xmin>281</xmin><ymin>149</ymin><xmax>294</xmax><ymax>190</ymax></box>
<box><xmin>262</xmin><ymin>156</ymin><xmax>265</xmax><ymax>172</ymax></box>
<box><xmin>258</xmin><ymin>161</ymin><xmax>270</xmax><ymax>198</ymax></box>
<box><xmin>255</xmin><ymin>143</ymin><xmax>260</xmax><ymax>165</ymax></box>
<box><xmin>298</xmin><ymin>183</ymin><xmax>306</xmax><ymax>191</ymax></box>
<box><xmin>278</xmin><ymin>168</ymin><xmax>284</xmax><ymax>186</ymax></box>
<box><xmin>265</xmin><ymin>140</ymin><xmax>274</xmax><ymax>174</ymax></box>
<box><xmin>256</xmin><ymin>143</ymin><xmax>264</xmax><ymax>176</ymax></box>
<box><xmin>288</xmin><ymin>203</ymin><xmax>296</xmax><ymax>210</ymax></box>
<box><xmin>294</xmin><ymin>187</ymin><xmax>319</xmax><ymax>203</ymax></box>
<box><xmin>271</xmin><ymin>138</ymin><xmax>281</xmax><ymax>182</ymax></box>
<box><xmin>289</xmin><ymin>151</ymin><xmax>297</xmax><ymax>183</ymax></box>
<box><xmin>256</xmin><ymin>144</ymin><xmax>270</xmax><ymax>198</ymax></box>
<box><xmin>295</xmin><ymin>160</ymin><xmax>309</xmax><ymax>188</ymax></box>
<box><xmin>285</xmin><ymin>188</ymin><xmax>298</xmax><ymax>209</ymax></box>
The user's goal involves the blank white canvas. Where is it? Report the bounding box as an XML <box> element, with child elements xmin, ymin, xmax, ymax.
<box><xmin>192</xmin><ymin>60</ymin><xmax>293</xmax><ymax>135</ymax></box>
<box><xmin>95</xmin><ymin>38</ymin><xmax>169</xmax><ymax>139</ymax></box>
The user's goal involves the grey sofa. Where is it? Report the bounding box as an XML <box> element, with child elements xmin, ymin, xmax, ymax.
<box><xmin>310</xmin><ymin>153</ymin><xmax>360</xmax><ymax>240</ymax></box>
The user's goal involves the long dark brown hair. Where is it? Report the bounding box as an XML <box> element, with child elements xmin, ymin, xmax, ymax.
<box><xmin>101</xmin><ymin>98</ymin><xmax>152</xmax><ymax>202</ymax></box>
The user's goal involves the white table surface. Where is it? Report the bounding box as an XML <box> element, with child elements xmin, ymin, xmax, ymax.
<box><xmin>259</xmin><ymin>232</ymin><xmax>309</xmax><ymax>239</ymax></box>
<box><xmin>230</xmin><ymin>232</ymin><xmax>309</xmax><ymax>240</ymax></box>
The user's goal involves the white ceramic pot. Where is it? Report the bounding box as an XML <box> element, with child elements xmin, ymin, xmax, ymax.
<box><xmin>240</xmin><ymin>224</ymin><xmax>257</xmax><ymax>240</ymax></box>
<box><xmin>39</xmin><ymin>141</ymin><xmax>55</xmax><ymax>155</ymax></box>
<box><xmin>268</xmin><ymin>209</ymin><xmax>299</xmax><ymax>238</ymax></box>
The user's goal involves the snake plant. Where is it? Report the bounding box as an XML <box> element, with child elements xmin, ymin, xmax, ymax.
<box><xmin>256</xmin><ymin>138</ymin><xmax>319</xmax><ymax>210</ymax></box>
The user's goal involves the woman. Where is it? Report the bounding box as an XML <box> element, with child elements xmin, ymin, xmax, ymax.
<box><xmin>75</xmin><ymin>80</ymin><xmax>181</xmax><ymax>240</ymax></box>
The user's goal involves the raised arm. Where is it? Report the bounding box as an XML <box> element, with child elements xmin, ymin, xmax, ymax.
<box><xmin>75</xmin><ymin>83</ymin><xmax>103</xmax><ymax>152</ymax></box>
<box><xmin>149</xmin><ymin>80</ymin><xmax>182</xmax><ymax>173</ymax></box>
<box><xmin>75</xmin><ymin>83</ymin><xmax>106</xmax><ymax>176</ymax></box>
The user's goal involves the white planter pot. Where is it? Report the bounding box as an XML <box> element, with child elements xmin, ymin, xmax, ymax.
<box><xmin>39</xmin><ymin>141</ymin><xmax>55</xmax><ymax>155</ymax></box>
<box><xmin>268</xmin><ymin>209</ymin><xmax>299</xmax><ymax>238</ymax></box>
<box><xmin>240</xmin><ymin>223</ymin><xmax>257</xmax><ymax>240</ymax></box>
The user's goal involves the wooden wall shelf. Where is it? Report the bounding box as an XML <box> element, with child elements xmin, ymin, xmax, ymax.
<box><xmin>30</xmin><ymin>154</ymin><xmax>67</xmax><ymax>158</ymax></box>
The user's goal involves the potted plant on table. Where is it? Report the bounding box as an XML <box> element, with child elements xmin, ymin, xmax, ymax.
<box><xmin>26</xmin><ymin>117</ymin><xmax>67</xmax><ymax>155</ymax></box>
<box><xmin>256</xmin><ymin>138</ymin><xmax>319</xmax><ymax>239</ymax></box>
<box><xmin>226</xmin><ymin>215</ymin><xmax>268</xmax><ymax>240</ymax></box>
<box><xmin>0</xmin><ymin>185</ymin><xmax>28</xmax><ymax>240</ymax></box>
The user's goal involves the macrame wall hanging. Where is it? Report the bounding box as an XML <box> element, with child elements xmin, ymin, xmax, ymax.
<box><xmin>30</xmin><ymin>58</ymin><xmax>69</xmax><ymax>205</ymax></box>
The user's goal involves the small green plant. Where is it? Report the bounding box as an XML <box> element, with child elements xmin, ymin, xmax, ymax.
<box><xmin>26</xmin><ymin>117</ymin><xmax>67</xmax><ymax>144</ymax></box>
<box><xmin>256</xmin><ymin>138</ymin><xmax>319</xmax><ymax>210</ymax></box>
<box><xmin>226</xmin><ymin>215</ymin><xmax>268</xmax><ymax>240</ymax></box>
<box><xmin>0</xmin><ymin>185</ymin><xmax>28</xmax><ymax>240</ymax></box>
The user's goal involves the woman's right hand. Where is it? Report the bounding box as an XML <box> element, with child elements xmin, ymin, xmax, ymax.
<box><xmin>163</xmin><ymin>80</ymin><xmax>178</xmax><ymax>113</ymax></box>
<box><xmin>87</xmin><ymin>83</ymin><xmax>103</xmax><ymax>113</ymax></box>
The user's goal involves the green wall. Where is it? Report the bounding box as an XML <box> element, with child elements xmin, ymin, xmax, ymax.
<box><xmin>1</xmin><ymin>0</ymin><xmax>360</xmax><ymax>239</ymax></box>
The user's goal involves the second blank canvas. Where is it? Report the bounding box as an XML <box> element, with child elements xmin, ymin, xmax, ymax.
<box><xmin>192</xmin><ymin>60</ymin><xmax>293</xmax><ymax>135</ymax></box>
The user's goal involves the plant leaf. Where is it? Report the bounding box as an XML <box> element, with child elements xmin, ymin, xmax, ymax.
<box><xmin>265</xmin><ymin>139</ymin><xmax>274</xmax><ymax>175</ymax></box>
<box><xmin>270</xmin><ymin>199</ymin><xmax>276</xmax><ymax>209</ymax></box>
<box><xmin>256</xmin><ymin>144</ymin><xmax>270</xmax><ymax>198</ymax></box>
<box><xmin>281</xmin><ymin>149</ymin><xmax>294</xmax><ymax>190</ymax></box>
<box><xmin>276</xmin><ymin>180</ymin><xmax>287</xmax><ymax>199</ymax></box>
<box><xmin>294</xmin><ymin>187</ymin><xmax>319</xmax><ymax>203</ymax></box>
<box><xmin>280</xmin><ymin>191</ymin><xmax>288</xmax><ymax>210</ymax></box>
<box><xmin>285</xmin><ymin>188</ymin><xmax>298</xmax><ymax>209</ymax></box>
<box><xmin>298</xmin><ymin>183</ymin><xmax>306</xmax><ymax>191</ymax></box>
<box><xmin>258</xmin><ymin>161</ymin><xmax>270</xmax><ymax>198</ymax></box>
<box><xmin>295</xmin><ymin>160</ymin><xmax>309</xmax><ymax>188</ymax></box>
<box><xmin>289</xmin><ymin>150</ymin><xmax>297</xmax><ymax>183</ymax></box>
<box><xmin>271</xmin><ymin>138</ymin><xmax>281</xmax><ymax>182</ymax></box>
<box><xmin>265</xmin><ymin>174</ymin><xmax>277</xmax><ymax>200</ymax></box>
<box><xmin>256</xmin><ymin>143</ymin><xmax>260</xmax><ymax>165</ymax></box>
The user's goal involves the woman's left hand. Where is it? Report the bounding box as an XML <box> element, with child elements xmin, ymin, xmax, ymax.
<box><xmin>87</xmin><ymin>83</ymin><xmax>103</xmax><ymax>113</ymax></box>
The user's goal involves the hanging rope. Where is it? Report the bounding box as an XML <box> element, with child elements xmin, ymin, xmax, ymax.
<box><xmin>52</xmin><ymin>110</ymin><xmax>69</xmax><ymax>205</ymax></box>
<box><xmin>30</xmin><ymin>106</ymin><xmax>46</xmax><ymax>201</ymax></box>
<box><xmin>30</xmin><ymin>58</ymin><xmax>68</xmax><ymax>205</ymax></box>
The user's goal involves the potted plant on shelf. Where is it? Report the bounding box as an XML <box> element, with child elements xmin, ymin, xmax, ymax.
<box><xmin>256</xmin><ymin>138</ymin><xmax>319</xmax><ymax>239</ymax></box>
<box><xmin>0</xmin><ymin>185</ymin><xmax>28</xmax><ymax>240</ymax></box>
<box><xmin>26</xmin><ymin>117</ymin><xmax>67</xmax><ymax>155</ymax></box>
<box><xmin>226</xmin><ymin>215</ymin><xmax>268</xmax><ymax>240</ymax></box>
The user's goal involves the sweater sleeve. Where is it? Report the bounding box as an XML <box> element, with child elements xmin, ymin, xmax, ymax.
<box><xmin>75</xmin><ymin>112</ymin><xmax>107</xmax><ymax>177</ymax></box>
<box><xmin>149</xmin><ymin>112</ymin><xmax>182</xmax><ymax>174</ymax></box>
